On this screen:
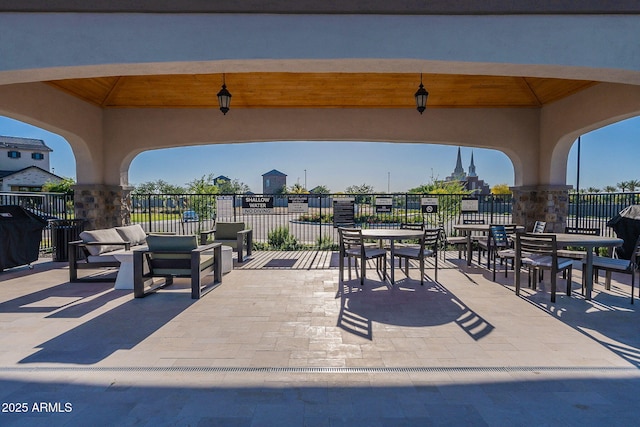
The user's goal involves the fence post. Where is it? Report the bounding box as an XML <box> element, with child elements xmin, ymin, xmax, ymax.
<box><xmin>318</xmin><ymin>195</ymin><xmax>322</xmax><ymax>250</ymax></box>
<box><xmin>490</xmin><ymin>195</ymin><xmax>494</xmax><ymax>224</ymax></box>
<box><xmin>147</xmin><ymin>194</ymin><xmax>152</xmax><ymax>232</ymax></box>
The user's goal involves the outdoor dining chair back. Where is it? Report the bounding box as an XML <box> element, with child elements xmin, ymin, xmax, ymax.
<box><xmin>393</xmin><ymin>228</ymin><xmax>440</xmax><ymax>285</ymax></box>
<box><xmin>477</xmin><ymin>225</ymin><xmax>515</xmax><ymax>281</ymax></box>
<box><xmin>338</xmin><ymin>227</ymin><xmax>387</xmax><ymax>286</ymax></box>
<box><xmin>515</xmin><ymin>233</ymin><xmax>573</xmax><ymax>303</ymax></box>
<box><xmin>532</xmin><ymin>221</ymin><xmax>547</xmax><ymax>233</ymax></box>
<box><xmin>585</xmin><ymin>234</ymin><xmax>640</xmax><ymax>304</ymax></box>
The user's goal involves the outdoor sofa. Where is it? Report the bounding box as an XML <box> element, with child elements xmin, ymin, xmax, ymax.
<box><xmin>68</xmin><ymin>224</ymin><xmax>149</xmax><ymax>282</ymax></box>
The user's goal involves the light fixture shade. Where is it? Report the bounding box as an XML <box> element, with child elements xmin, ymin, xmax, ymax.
<box><xmin>217</xmin><ymin>83</ymin><xmax>232</xmax><ymax>115</ymax></box>
<box><xmin>415</xmin><ymin>82</ymin><xmax>428</xmax><ymax>115</ymax></box>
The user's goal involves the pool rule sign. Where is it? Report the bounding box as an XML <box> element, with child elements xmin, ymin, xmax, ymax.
<box><xmin>461</xmin><ymin>196</ymin><xmax>479</xmax><ymax>213</ymax></box>
<box><xmin>421</xmin><ymin>197</ymin><xmax>438</xmax><ymax>213</ymax></box>
<box><xmin>375</xmin><ymin>197</ymin><xmax>393</xmax><ymax>214</ymax></box>
<box><xmin>242</xmin><ymin>196</ymin><xmax>274</xmax><ymax>214</ymax></box>
<box><xmin>288</xmin><ymin>195</ymin><xmax>309</xmax><ymax>213</ymax></box>
<box><xmin>333</xmin><ymin>197</ymin><xmax>355</xmax><ymax>226</ymax></box>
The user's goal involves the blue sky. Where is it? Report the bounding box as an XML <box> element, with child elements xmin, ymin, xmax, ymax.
<box><xmin>1</xmin><ymin>115</ymin><xmax>639</xmax><ymax>193</ymax></box>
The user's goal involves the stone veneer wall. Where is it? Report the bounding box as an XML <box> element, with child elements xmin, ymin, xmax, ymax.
<box><xmin>73</xmin><ymin>184</ymin><xmax>131</xmax><ymax>230</ymax></box>
<box><xmin>511</xmin><ymin>185</ymin><xmax>571</xmax><ymax>233</ymax></box>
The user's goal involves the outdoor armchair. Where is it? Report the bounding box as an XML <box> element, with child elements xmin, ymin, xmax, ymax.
<box><xmin>133</xmin><ymin>234</ymin><xmax>222</xmax><ymax>299</ymax></box>
<box><xmin>200</xmin><ymin>222</ymin><xmax>253</xmax><ymax>263</ymax></box>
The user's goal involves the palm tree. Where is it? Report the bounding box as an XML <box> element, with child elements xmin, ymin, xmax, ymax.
<box><xmin>627</xmin><ymin>179</ymin><xmax>640</xmax><ymax>192</ymax></box>
<box><xmin>617</xmin><ymin>181</ymin><xmax>630</xmax><ymax>192</ymax></box>
<box><xmin>604</xmin><ymin>185</ymin><xmax>617</xmax><ymax>193</ymax></box>
<box><xmin>586</xmin><ymin>187</ymin><xmax>600</xmax><ymax>193</ymax></box>
<box><xmin>288</xmin><ymin>183</ymin><xmax>308</xmax><ymax>194</ymax></box>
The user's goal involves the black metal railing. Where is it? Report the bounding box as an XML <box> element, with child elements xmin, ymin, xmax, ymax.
<box><xmin>131</xmin><ymin>193</ymin><xmax>514</xmax><ymax>250</ymax></box>
<box><xmin>0</xmin><ymin>191</ymin><xmax>74</xmax><ymax>254</ymax></box>
<box><xmin>569</xmin><ymin>192</ymin><xmax>640</xmax><ymax>236</ymax></box>
<box><xmin>2</xmin><ymin>191</ymin><xmax>637</xmax><ymax>254</ymax></box>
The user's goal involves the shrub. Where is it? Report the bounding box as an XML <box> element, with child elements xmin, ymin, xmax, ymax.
<box><xmin>268</xmin><ymin>226</ymin><xmax>301</xmax><ymax>250</ymax></box>
<box><xmin>316</xmin><ymin>235</ymin><xmax>338</xmax><ymax>251</ymax></box>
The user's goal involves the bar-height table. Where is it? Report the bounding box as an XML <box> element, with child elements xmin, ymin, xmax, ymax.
<box><xmin>514</xmin><ymin>233</ymin><xmax>623</xmax><ymax>301</ymax></box>
<box><xmin>360</xmin><ymin>228</ymin><xmax>435</xmax><ymax>284</ymax></box>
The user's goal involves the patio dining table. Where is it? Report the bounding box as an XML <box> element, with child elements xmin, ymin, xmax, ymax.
<box><xmin>360</xmin><ymin>228</ymin><xmax>436</xmax><ymax>284</ymax></box>
<box><xmin>514</xmin><ymin>233</ymin><xmax>623</xmax><ymax>301</ymax></box>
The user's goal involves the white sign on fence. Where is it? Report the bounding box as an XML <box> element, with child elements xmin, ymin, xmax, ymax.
<box><xmin>421</xmin><ymin>197</ymin><xmax>438</xmax><ymax>213</ymax></box>
<box><xmin>375</xmin><ymin>197</ymin><xmax>393</xmax><ymax>214</ymax></box>
<box><xmin>288</xmin><ymin>195</ymin><xmax>309</xmax><ymax>213</ymax></box>
<box><xmin>216</xmin><ymin>196</ymin><xmax>234</xmax><ymax>219</ymax></box>
<box><xmin>461</xmin><ymin>198</ymin><xmax>479</xmax><ymax>212</ymax></box>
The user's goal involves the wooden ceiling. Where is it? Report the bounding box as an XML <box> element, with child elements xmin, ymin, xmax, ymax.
<box><xmin>45</xmin><ymin>73</ymin><xmax>597</xmax><ymax>109</ymax></box>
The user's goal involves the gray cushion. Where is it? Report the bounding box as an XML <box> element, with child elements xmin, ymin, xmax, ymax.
<box><xmin>115</xmin><ymin>224</ymin><xmax>147</xmax><ymax>246</ymax></box>
<box><xmin>79</xmin><ymin>228</ymin><xmax>126</xmax><ymax>256</ymax></box>
<box><xmin>146</xmin><ymin>234</ymin><xmax>198</xmax><ymax>252</ymax></box>
<box><xmin>215</xmin><ymin>222</ymin><xmax>246</xmax><ymax>240</ymax></box>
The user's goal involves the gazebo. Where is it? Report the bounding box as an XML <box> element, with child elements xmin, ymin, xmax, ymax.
<box><xmin>1</xmin><ymin>1</ymin><xmax>640</xmax><ymax>231</ymax></box>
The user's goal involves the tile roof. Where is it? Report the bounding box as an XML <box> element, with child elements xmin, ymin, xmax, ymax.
<box><xmin>0</xmin><ymin>135</ymin><xmax>52</xmax><ymax>151</ymax></box>
<box><xmin>262</xmin><ymin>169</ymin><xmax>287</xmax><ymax>177</ymax></box>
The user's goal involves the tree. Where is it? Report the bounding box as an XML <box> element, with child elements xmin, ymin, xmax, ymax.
<box><xmin>132</xmin><ymin>179</ymin><xmax>185</xmax><ymax>194</ymax></box>
<box><xmin>586</xmin><ymin>187</ymin><xmax>601</xmax><ymax>193</ymax></box>
<box><xmin>42</xmin><ymin>177</ymin><xmax>75</xmax><ymax>195</ymax></box>
<box><xmin>627</xmin><ymin>180</ymin><xmax>640</xmax><ymax>192</ymax></box>
<box><xmin>603</xmin><ymin>185</ymin><xmax>617</xmax><ymax>193</ymax></box>
<box><xmin>274</xmin><ymin>184</ymin><xmax>288</xmax><ymax>195</ymax></box>
<box><xmin>288</xmin><ymin>183</ymin><xmax>308</xmax><ymax>194</ymax></box>
<box><xmin>617</xmin><ymin>181</ymin><xmax>630</xmax><ymax>192</ymax></box>
<box><xmin>186</xmin><ymin>174</ymin><xmax>219</xmax><ymax>194</ymax></box>
<box><xmin>408</xmin><ymin>180</ymin><xmax>467</xmax><ymax>194</ymax></box>
<box><xmin>490</xmin><ymin>184</ymin><xmax>511</xmax><ymax>195</ymax></box>
<box><xmin>345</xmin><ymin>183</ymin><xmax>375</xmax><ymax>194</ymax></box>
<box><xmin>309</xmin><ymin>185</ymin><xmax>330</xmax><ymax>194</ymax></box>
<box><xmin>217</xmin><ymin>178</ymin><xmax>250</xmax><ymax>194</ymax></box>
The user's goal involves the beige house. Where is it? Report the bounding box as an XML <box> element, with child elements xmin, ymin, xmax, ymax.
<box><xmin>0</xmin><ymin>136</ymin><xmax>62</xmax><ymax>192</ymax></box>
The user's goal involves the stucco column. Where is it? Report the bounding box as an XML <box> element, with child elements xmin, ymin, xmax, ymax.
<box><xmin>511</xmin><ymin>185</ymin><xmax>571</xmax><ymax>232</ymax></box>
<box><xmin>73</xmin><ymin>184</ymin><xmax>132</xmax><ymax>230</ymax></box>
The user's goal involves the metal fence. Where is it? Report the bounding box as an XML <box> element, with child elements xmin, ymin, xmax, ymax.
<box><xmin>1</xmin><ymin>191</ymin><xmax>636</xmax><ymax>254</ymax></box>
<box><xmin>569</xmin><ymin>192</ymin><xmax>640</xmax><ymax>236</ymax></box>
<box><xmin>132</xmin><ymin>192</ymin><xmax>640</xmax><ymax>249</ymax></box>
<box><xmin>131</xmin><ymin>193</ymin><xmax>515</xmax><ymax>250</ymax></box>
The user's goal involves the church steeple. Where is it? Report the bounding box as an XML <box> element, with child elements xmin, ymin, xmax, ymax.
<box><xmin>451</xmin><ymin>147</ymin><xmax>466</xmax><ymax>180</ymax></box>
<box><xmin>468</xmin><ymin>151</ymin><xmax>477</xmax><ymax>177</ymax></box>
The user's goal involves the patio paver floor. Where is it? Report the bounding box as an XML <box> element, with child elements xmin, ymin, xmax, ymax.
<box><xmin>1</xmin><ymin>253</ymin><xmax>639</xmax><ymax>426</ymax></box>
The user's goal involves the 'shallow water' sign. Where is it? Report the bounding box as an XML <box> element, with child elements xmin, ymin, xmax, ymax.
<box><xmin>242</xmin><ymin>196</ymin><xmax>274</xmax><ymax>214</ymax></box>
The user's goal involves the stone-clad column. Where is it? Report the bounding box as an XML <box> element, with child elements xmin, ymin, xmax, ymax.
<box><xmin>511</xmin><ymin>185</ymin><xmax>571</xmax><ymax>232</ymax></box>
<box><xmin>73</xmin><ymin>184</ymin><xmax>132</xmax><ymax>230</ymax></box>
